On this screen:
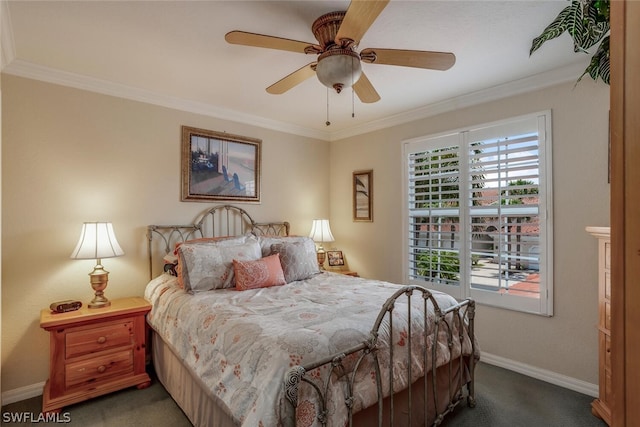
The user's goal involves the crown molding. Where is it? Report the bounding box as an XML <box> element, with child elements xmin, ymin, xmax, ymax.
<box><xmin>2</xmin><ymin>59</ymin><xmax>331</xmax><ymax>141</ymax></box>
<box><xmin>3</xmin><ymin>58</ymin><xmax>586</xmax><ymax>142</ymax></box>
<box><xmin>329</xmin><ymin>61</ymin><xmax>588</xmax><ymax>141</ymax></box>
<box><xmin>1</xmin><ymin>0</ymin><xmax>16</xmax><ymax>71</ymax></box>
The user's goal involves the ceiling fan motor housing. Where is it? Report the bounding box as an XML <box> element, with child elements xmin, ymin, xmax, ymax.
<box><xmin>312</xmin><ymin>11</ymin><xmax>347</xmax><ymax>48</ymax></box>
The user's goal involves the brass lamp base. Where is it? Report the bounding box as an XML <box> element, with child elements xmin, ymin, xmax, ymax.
<box><xmin>88</xmin><ymin>262</ymin><xmax>111</xmax><ymax>309</ymax></box>
<box><xmin>88</xmin><ymin>295</ymin><xmax>111</xmax><ymax>309</ymax></box>
<box><xmin>316</xmin><ymin>248</ymin><xmax>327</xmax><ymax>270</ymax></box>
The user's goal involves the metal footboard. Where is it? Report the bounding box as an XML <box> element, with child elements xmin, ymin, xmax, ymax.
<box><xmin>283</xmin><ymin>285</ymin><xmax>476</xmax><ymax>426</ymax></box>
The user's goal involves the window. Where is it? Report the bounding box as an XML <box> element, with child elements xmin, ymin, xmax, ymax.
<box><xmin>403</xmin><ymin>111</ymin><xmax>553</xmax><ymax>315</ymax></box>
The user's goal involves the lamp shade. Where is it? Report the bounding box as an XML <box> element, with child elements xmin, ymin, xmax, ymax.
<box><xmin>309</xmin><ymin>219</ymin><xmax>335</xmax><ymax>243</ymax></box>
<box><xmin>70</xmin><ymin>222</ymin><xmax>124</xmax><ymax>260</ymax></box>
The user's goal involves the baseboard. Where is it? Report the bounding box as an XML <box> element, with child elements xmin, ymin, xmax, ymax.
<box><xmin>1</xmin><ymin>354</ymin><xmax>598</xmax><ymax>406</ymax></box>
<box><xmin>2</xmin><ymin>381</ymin><xmax>44</xmax><ymax>406</ymax></box>
<box><xmin>480</xmin><ymin>352</ymin><xmax>599</xmax><ymax>397</ymax></box>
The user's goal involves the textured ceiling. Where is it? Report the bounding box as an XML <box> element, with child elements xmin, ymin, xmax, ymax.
<box><xmin>2</xmin><ymin>1</ymin><xmax>589</xmax><ymax>140</ymax></box>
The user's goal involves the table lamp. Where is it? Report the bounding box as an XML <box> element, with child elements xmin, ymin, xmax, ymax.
<box><xmin>70</xmin><ymin>222</ymin><xmax>124</xmax><ymax>308</ymax></box>
<box><xmin>309</xmin><ymin>219</ymin><xmax>335</xmax><ymax>270</ymax></box>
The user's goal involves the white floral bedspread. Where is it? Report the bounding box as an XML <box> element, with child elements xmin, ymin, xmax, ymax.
<box><xmin>145</xmin><ymin>272</ymin><xmax>475</xmax><ymax>426</ymax></box>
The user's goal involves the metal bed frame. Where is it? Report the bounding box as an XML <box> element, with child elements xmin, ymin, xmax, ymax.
<box><xmin>147</xmin><ymin>205</ymin><xmax>476</xmax><ymax>426</ymax></box>
<box><xmin>147</xmin><ymin>204</ymin><xmax>289</xmax><ymax>278</ymax></box>
<box><xmin>283</xmin><ymin>285</ymin><xmax>476</xmax><ymax>426</ymax></box>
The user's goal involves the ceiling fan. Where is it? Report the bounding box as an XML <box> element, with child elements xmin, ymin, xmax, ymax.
<box><xmin>225</xmin><ymin>0</ymin><xmax>455</xmax><ymax>104</ymax></box>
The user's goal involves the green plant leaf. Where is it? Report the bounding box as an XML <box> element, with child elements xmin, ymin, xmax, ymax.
<box><xmin>530</xmin><ymin>1</ymin><xmax>580</xmax><ymax>55</ymax></box>
<box><xmin>566</xmin><ymin>1</ymin><xmax>588</xmax><ymax>52</ymax></box>
<box><xmin>571</xmin><ymin>1</ymin><xmax>610</xmax><ymax>52</ymax></box>
<box><xmin>531</xmin><ymin>0</ymin><xmax>609</xmax><ymax>54</ymax></box>
<box><xmin>530</xmin><ymin>0</ymin><xmax>610</xmax><ymax>86</ymax></box>
<box><xmin>579</xmin><ymin>36</ymin><xmax>610</xmax><ymax>84</ymax></box>
<box><xmin>593</xmin><ymin>0</ymin><xmax>610</xmax><ymax>21</ymax></box>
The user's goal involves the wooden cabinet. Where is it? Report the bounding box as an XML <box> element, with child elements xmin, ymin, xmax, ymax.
<box><xmin>40</xmin><ymin>296</ymin><xmax>151</xmax><ymax>413</ymax></box>
<box><xmin>586</xmin><ymin>226</ymin><xmax>611</xmax><ymax>425</ymax></box>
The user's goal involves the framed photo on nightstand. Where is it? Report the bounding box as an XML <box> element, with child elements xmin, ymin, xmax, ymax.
<box><xmin>327</xmin><ymin>250</ymin><xmax>345</xmax><ymax>267</ymax></box>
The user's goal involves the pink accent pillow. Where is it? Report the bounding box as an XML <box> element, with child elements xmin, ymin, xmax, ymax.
<box><xmin>233</xmin><ymin>254</ymin><xmax>286</xmax><ymax>291</ymax></box>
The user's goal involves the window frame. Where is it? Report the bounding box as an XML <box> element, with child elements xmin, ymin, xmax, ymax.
<box><xmin>402</xmin><ymin>111</ymin><xmax>553</xmax><ymax>316</ymax></box>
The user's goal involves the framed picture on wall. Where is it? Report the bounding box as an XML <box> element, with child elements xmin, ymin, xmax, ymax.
<box><xmin>181</xmin><ymin>126</ymin><xmax>261</xmax><ymax>203</ymax></box>
<box><xmin>327</xmin><ymin>250</ymin><xmax>345</xmax><ymax>267</ymax></box>
<box><xmin>353</xmin><ymin>170</ymin><xmax>373</xmax><ymax>222</ymax></box>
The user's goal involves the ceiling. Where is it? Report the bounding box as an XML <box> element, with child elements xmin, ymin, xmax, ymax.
<box><xmin>2</xmin><ymin>1</ymin><xmax>588</xmax><ymax>140</ymax></box>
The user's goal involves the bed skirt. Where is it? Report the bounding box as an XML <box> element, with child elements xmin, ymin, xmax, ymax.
<box><xmin>152</xmin><ymin>330</ymin><xmax>236</xmax><ymax>427</ymax></box>
<box><xmin>352</xmin><ymin>356</ymin><xmax>471</xmax><ymax>426</ymax></box>
<box><xmin>152</xmin><ymin>330</ymin><xmax>472</xmax><ymax>426</ymax></box>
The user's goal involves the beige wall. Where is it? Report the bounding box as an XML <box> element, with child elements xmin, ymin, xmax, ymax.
<box><xmin>329</xmin><ymin>79</ymin><xmax>610</xmax><ymax>384</ymax></box>
<box><xmin>1</xmin><ymin>72</ymin><xmax>610</xmax><ymax>393</ymax></box>
<box><xmin>1</xmin><ymin>74</ymin><xmax>328</xmax><ymax>391</ymax></box>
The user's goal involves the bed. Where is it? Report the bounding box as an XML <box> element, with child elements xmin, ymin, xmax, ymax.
<box><xmin>145</xmin><ymin>205</ymin><xmax>478</xmax><ymax>426</ymax></box>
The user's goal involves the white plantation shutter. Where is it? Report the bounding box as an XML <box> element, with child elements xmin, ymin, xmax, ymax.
<box><xmin>403</xmin><ymin>111</ymin><xmax>553</xmax><ymax>315</ymax></box>
<box><xmin>407</xmin><ymin>136</ymin><xmax>464</xmax><ymax>297</ymax></box>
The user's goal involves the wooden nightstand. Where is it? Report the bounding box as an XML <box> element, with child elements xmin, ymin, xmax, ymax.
<box><xmin>40</xmin><ymin>296</ymin><xmax>151</xmax><ymax>413</ymax></box>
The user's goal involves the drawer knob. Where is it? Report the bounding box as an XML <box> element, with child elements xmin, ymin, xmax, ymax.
<box><xmin>97</xmin><ymin>365</ymin><xmax>107</xmax><ymax>374</ymax></box>
<box><xmin>97</xmin><ymin>336</ymin><xmax>107</xmax><ymax>344</ymax></box>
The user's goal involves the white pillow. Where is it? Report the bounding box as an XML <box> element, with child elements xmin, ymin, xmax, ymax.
<box><xmin>257</xmin><ymin>235</ymin><xmax>308</xmax><ymax>257</ymax></box>
<box><xmin>177</xmin><ymin>237</ymin><xmax>261</xmax><ymax>292</ymax></box>
<box><xmin>270</xmin><ymin>238</ymin><xmax>320</xmax><ymax>283</ymax></box>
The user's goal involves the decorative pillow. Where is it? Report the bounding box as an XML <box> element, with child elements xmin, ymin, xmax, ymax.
<box><xmin>170</xmin><ymin>236</ymin><xmax>254</xmax><ymax>280</ymax></box>
<box><xmin>177</xmin><ymin>238</ymin><xmax>261</xmax><ymax>292</ymax></box>
<box><xmin>270</xmin><ymin>238</ymin><xmax>320</xmax><ymax>283</ymax></box>
<box><xmin>173</xmin><ymin>235</ymin><xmax>252</xmax><ymax>256</ymax></box>
<box><xmin>257</xmin><ymin>235</ymin><xmax>308</xmax><ymax>257</ymax></box>
<box><xmin>233</xmin><ymin>254</ymin><xmax>286</xmax><ymax>291</ymax></box>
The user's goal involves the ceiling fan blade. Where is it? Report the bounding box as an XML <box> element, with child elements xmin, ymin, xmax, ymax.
<box><xmin>353</xmin><ymin>72</ymin><xmax>380</xmax><ymax>103</ymax></box>
<box><xmin>225</xmin><ymin>31</ymin><xmax>317</xmax><ymax>54</ymax></box>
<box><xmin>266</xmin><ymin>62</ymin><xmax>317</xmax><ymax>94</ymax></box>
<box><xmin>335</xmin><ymin>0</ymin><xmax>389</xmax><ymax>46</ymax></box>
<box><xmin>361</xmin><ymin>48</ymin><xmax>456</xmax><ymax>70</ymax></box>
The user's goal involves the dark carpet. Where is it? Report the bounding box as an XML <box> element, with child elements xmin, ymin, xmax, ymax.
<box><xmin>439</xmin><ymin>363</ymin><xmax>607</xmax><ymax>427</ymax></box>
<box><xmin>1</xmin><ymin>362</ymin><xmax>607</xmax><ymax>426</ymax></box>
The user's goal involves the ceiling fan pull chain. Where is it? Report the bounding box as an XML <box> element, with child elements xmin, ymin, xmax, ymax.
<box><xmin>351</xmin><ymin>56</ymin><xmax>356</xmax><ymax>118</ymax></box>
<box><xmin>326</xmin><ymin>88</ymin><xmax>331</xmax><ymax>126</ymax></box>
<box><xmin>352</xmin><ymin>88</ymin><xmax>355</xmax><ymax>118</ymax></box>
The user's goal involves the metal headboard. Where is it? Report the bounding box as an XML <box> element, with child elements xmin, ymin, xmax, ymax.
<box><xmin>147</xmin><ymin>205</ymin><xmax>290</xmax><ymax>278</ymax></box>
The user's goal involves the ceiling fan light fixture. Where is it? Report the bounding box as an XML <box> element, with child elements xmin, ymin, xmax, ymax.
<box><xmin>316</xmin><ymin>49</ymin><xmax>362</xmax><ymax>93</ymax></box>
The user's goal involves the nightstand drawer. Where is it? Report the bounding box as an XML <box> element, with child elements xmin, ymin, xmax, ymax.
<box><xmin>66</xmin><ymin>320</ymin><xmax>133</xmax><ymax>359</ymax></box>
<box><xmin>66</xmin><ymin>350</ymin><xmax>133</xmax><ymax>388</ymax></box>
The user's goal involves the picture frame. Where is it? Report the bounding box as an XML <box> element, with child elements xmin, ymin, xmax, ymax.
<box><xmin>353</xmin><ymin>170</ymin><xmax>373</xmax><ymax>222</ymax></box>
<box><xmin>327</xmin><ymin>250</ymin><xmax>345</xmax><ymax>267</ymax></box>
<box><xmin>181</xmin><ymin>126</ymin><xmax>261</xmax><ymax>203</ymax></box>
